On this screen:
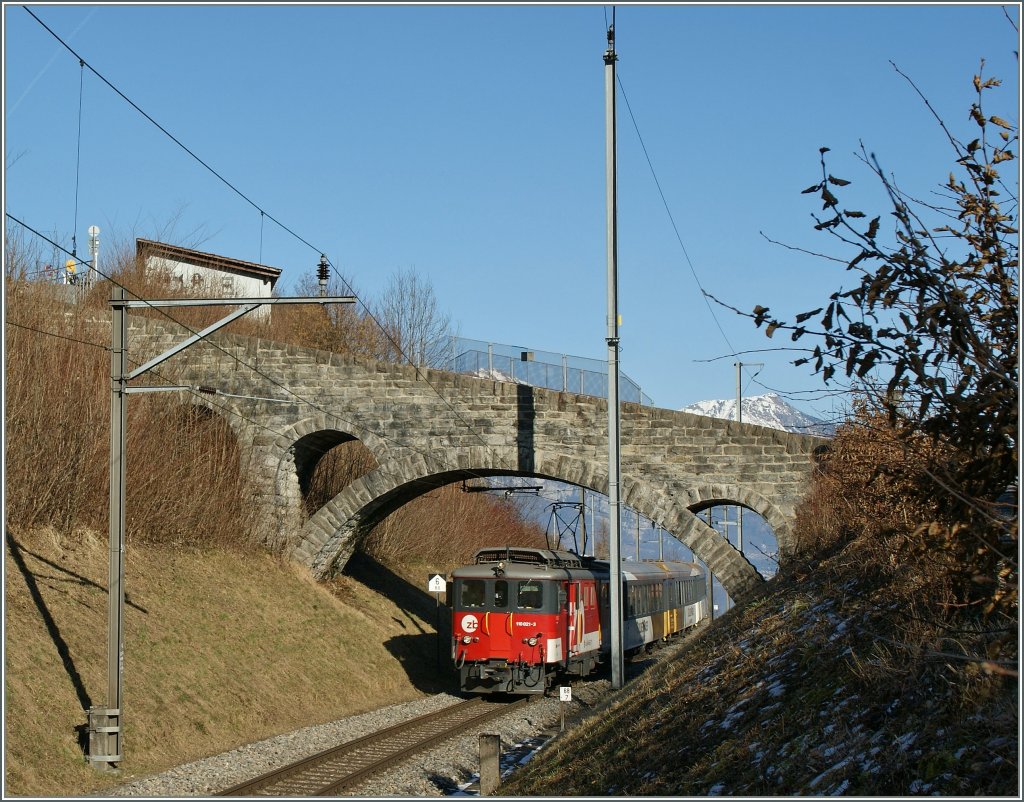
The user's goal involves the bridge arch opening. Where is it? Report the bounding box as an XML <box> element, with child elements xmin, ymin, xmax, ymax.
<box><xmin>290</xmin><ymin>450</ymin><xmax>786</xmax><ymax>610</ymax></box>
<box><xmin>294</xmin><ymin>433</ymin><xmax>378</xmax><ymax>518</ymax></box>
<box><xmin>356</xmin><ymin>480</ymin><xmax>548</xmax><ymax>568</ymax></box>
<box><xmin>506</xmin><ymin>481</ymin><xmax>780</xmax><ymax>612</ymax></box>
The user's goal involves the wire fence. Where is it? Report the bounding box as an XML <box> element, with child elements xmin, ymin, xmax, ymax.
<box><xmin>448</xmin><ymin>337</ymin><xmax>654</xmax><ymax>406</ymax></box>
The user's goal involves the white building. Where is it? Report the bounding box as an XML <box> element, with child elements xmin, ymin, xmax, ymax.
<box><xmin>137</xmin><ymin>239</ymin><xmax>282</xmax><ymax>318</ymax></box>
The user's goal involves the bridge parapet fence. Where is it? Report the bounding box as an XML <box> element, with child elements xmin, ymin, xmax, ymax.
<box><xmin>448</xmin><ymin>337</ymin><xmax>653</xmax><ymax>406</ymax></box>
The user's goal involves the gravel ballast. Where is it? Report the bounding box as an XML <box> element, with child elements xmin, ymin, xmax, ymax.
<box><xmin>95</xmin><ymin>681</ymin><xmax>612</xmax><ymax>797</ymax></box>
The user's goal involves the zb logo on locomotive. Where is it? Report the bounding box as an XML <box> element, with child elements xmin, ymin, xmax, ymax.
<box><xmin>460</xmin><ymin>614</ymin><xmax>479</xmax><ymax>633</ymax></box>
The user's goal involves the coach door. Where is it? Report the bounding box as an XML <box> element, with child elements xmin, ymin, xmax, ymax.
<box><xmin>567</xmin><ymin>581</ymin><xmax>584</xmax><ymax>657</ymax></box>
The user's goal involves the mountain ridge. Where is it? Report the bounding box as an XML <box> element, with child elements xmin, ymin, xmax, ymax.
<box><xmin>681</xmin><ymin>392</ymin><xmax>835</xmax><ymax>436</ymax></box>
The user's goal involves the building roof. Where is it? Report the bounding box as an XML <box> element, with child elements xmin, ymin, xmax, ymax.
<box><xmin>137</xmin><ymin>239</ymin><xmax>282</xmax><ymax>284</ymax></box>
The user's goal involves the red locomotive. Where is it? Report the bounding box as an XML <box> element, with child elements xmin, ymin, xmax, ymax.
<box><xmin>451</xmin><ymin>546</ymin><xmax>708</xmax><ymax>694</ymax></box>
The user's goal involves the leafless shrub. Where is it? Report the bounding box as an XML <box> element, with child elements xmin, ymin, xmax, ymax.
<box><xmin>5</xmin><ymin>244</ymin><xmax>255</xmax><ymax>549</ymax></box>
<box><xmin>363</xmin><ymin>484</ymin><xmax>547</xmax><ymax>566</ymax></box>
<box><xmin>303</xmin><ymin>440</ymin><xmax>379</xmax><ymax>517</ymax></box>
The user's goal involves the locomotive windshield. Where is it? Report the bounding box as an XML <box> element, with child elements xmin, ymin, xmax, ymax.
<box><xmin>456</xmin><ymin>578</ymin><xmax>551</xmax><ymax>612</ymax></box>
<box><xmin>517</xmin><ymin>581</ymin><xmax>544</xmax><ymax>610</ymax></box>
<box><xmin>461</xmin><ymin>580</ymin><xmax>485</xmax><ymax>607</ymax></box>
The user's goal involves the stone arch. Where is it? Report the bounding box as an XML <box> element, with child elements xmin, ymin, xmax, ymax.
<box><xmin>289</xmin><ymin>448</ymin><xmax>790</xmax><ymax>603</ymax></box>
<box><xmin>686</xmin><ymin>485</ymin><xmax>795</xmax><ymax>558</ymax></box>
<box><xmin>251</xmin><ymin>414</ymin><xmax>392</xmax><ymax>550</ymax></box>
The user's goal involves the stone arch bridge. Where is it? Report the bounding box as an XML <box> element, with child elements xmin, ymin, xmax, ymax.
<box><xmin>130</xmin><ymin>318</ymin><xmax>827</xmax><ymax>603</ymax></box>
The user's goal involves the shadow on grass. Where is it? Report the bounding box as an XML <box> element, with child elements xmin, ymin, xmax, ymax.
<box><xmin>6</xmin><ymin>530</ymin><xmax>95</xmax><ymax>714</ymax></box>
<box><xmin>5</xmin><ymin>530</ymin><xmax>151</xmax><ymax>756</ymax></box>
<box><xmin>344</xmin><ymin>551</ymin><xmax>458</xmax><ymax>694</ymax></box>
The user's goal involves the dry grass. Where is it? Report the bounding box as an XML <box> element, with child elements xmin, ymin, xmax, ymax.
<box><xmin>3</xmin><ymin>525</ymin><xmax>446</xmax><ymax>797</ymax></box>
<box><xmin>4</xmin><ymin>244</ymin><xmax>550</xmax><ymax>798</ymax></box>
<box><xmin>505</xmin><ymin>548</ymin><xmax>1018</xmax><ymax>796</ymax></box>
<box><xmin>505</xmin><ymin>410</ymin><xmax>1018</xmax><ymax>797</ymax></box>
<box><xmin>4</xmin><ymin>277</ymin><xmax>256</xmax><ymax>549</ymax></box>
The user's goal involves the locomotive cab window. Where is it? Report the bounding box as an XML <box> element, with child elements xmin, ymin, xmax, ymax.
<box><xmin>461</xmin><ymin>580</ymin><xmax>485</xmax><ymax>608</ymax></box>
<box><xmin>494</xmin><ymin>580</ymin><xmax>509</xmax><ymax>609</ymax></box>
<box><xmin>517</xmin><ymin>581</ymin><xmax>544</xmax><ymax>610</ymax></box>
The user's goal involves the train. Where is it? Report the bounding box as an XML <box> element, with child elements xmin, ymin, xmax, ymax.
<box><xmin>450</xmin><ymin>546</ymin><xmax>708</xmax><ymax>694</ymax></box>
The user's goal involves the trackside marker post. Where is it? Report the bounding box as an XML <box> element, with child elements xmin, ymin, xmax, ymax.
<box><xmin>428</xmin><ymin>573</ymin><xmax>446</xmax><ymax>672</ymax></box>
<box><xmin>559</xmin><ymin>685</ymin><xmax>572</xmax><ymax>731</ymax></box>
<box><xmin>479</xmin><ymin>733</ymin><xmax>501</xmax><ymax>795</ymax></box>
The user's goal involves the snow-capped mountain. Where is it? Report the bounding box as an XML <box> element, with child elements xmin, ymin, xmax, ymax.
<box><xmin>681</xmin><ymin>393</ymin><xmax>835</xmax><ymax>437</ymax></box>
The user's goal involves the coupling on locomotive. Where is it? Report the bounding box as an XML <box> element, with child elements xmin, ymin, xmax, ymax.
<box><xmin>450</xmin><ymin>546</ymin><xmax>708</xmax><ymax>694</ymax></box>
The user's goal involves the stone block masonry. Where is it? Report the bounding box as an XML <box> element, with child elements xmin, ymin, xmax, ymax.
<box><xmin>126</xmin><ymin>316</ymin><xmax>827</xmax><ymax>603</ymax></box>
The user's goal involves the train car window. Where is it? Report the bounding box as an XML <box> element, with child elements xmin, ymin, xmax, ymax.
<box><xmin>517</xmin><ymin>581</ymin><xmax>544</xmax><ymax>610</ymax></box>
<box><xmin>493</xmin><ymin>580</ymin><xmax>509</xmax><ymax>609</ymax></box>
<box><xmin>461</xmin><ymin>580</ymin><xmax>485</xmax><ymax>608</ymax></box>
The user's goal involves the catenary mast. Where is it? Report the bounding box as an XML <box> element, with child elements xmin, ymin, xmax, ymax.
<box><xmin>604</xmin><ymin>20</ymin><xmax>625</xmax><ymax>690</ymax></box>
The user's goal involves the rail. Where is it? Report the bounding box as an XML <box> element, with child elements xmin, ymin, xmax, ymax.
<box><xmin>216</xmin><ymin>696</ymin><xmax>530</xmax><ymax>796</ymax></box>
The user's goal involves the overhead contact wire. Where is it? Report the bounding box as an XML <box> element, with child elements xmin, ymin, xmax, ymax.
<box><xmin>23</xmin><ymin>7</ymin><xmax>549</xmax><ymax>480</ymax></box>
<box><xmin>7</xmin><ymin>214</ymin><xmax>510</xmax><ymax>489</ymax></box>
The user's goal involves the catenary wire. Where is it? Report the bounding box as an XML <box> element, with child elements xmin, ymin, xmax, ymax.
<box><xmin>22</xmin><ymin>6</ymin><xmax>518</xmax><ymax>477</ymax></box>
<box><xmin>22</xmin><ymin>7</ymin><xmax>322</xmax><ymax>258</ymax></box>
<box><xmin>7</xmin><ymin>214</ymin><xmax>520</xmax><ymax>490</ymax></box>
<box><xmin>6</xmin><ymin>319</ymin><xmax>108</xmax><ymax>350</ymax></box>
<box><xmin>22</xmin><ymin>9</ymin><xmax>801</xmax><ymax>536</ymax></box>
<box><xmin>615</xmin><ymin>71</ymin><xmax>737</xmax><ymax>358</ymax></box>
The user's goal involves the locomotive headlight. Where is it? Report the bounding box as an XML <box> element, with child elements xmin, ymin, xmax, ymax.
<box><xmin>461</xmin><ymin>635</ymin><xmax>473</xmax><ymax>644</ymax></box>
<box><xmin>527</xmin><ymin>636</ymin><xmax>539</xmax><ymax>646</ymax></box>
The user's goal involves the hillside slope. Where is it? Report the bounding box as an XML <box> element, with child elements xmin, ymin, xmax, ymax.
<box><xmin>3</xmin><ymin>527</ymin><xmax>450</xmax><ymax>798</ymax></box>
<box><xmin>505</xmin><ymin>543</ymin><xmax>1018</xmax><ymax>797</ymax></box>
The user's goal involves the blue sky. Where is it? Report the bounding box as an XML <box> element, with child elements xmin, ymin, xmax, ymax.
<box><xmin>4</xmin><ymin>3</ymin><xmax>1020</xmax><ymax>415</ymax></box>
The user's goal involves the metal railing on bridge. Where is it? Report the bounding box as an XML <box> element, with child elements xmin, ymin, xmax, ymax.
<box><xmin>448</xmin><ymin>337</ymin><xmax>653</xmax><ymax>406</ymax></box>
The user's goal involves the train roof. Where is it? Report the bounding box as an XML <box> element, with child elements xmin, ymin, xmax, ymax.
<box><xmin>472</xmin><ymin>547</ymin><xmax>585</xmax><ymax>568</ymax></box>
<box><xmin>453</xmin><ymin>547</ymin><xmax>705</xmax><ymax>582</ymax></box>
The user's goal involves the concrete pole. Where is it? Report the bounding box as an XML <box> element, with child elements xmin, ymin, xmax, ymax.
<box><xmin>479</xmin><ymin>733</ymin><xmax>501</xmax><ymax>795</ymax></box>
<box><xmin>735</xmin><ymin>361</ymin><xmax>744</xmax><ymax>558</ymax></box>
<box><xmin>92</xmin><ymin>280</ymin><xmax>127</xmax><ymax>769</ymax></box>
<box><xmin>604</xmin><ymin>21</ymin><xmax>624</xmax><ymax>691</ymax></box>
<box><xmin>702</xmin><ymin>511</ymin><xmax>715</xmax><ymax>622</ymax></box>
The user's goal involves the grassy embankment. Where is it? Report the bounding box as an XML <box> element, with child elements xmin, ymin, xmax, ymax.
<box><xmin>505</xmin><ymin>540</ymin><xmax>1018</xmax><ymax>796</ymax></box>
<box><xmin>506</xmin><ymin>409</ymin><xmax>1018</xmax><ymax>797</ymax></box>
<box><xmin>5</xmin><ymin>529</ymin><xmax>453</xmax><ymax>797</ymax></box>
<box><xmin>4</xmin><ymin>261</ymin><xmax>545</xmax><ymax>797</ymax></box>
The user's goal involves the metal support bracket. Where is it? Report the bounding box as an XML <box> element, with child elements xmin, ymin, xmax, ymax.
<box><xmin>87</xmin><ymin>706</ymin><xmax>122</xmax><ymax>768</ymax></box>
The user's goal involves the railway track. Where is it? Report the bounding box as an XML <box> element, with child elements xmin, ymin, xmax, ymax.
<box><xmin>216</xmin><ymin>696</ymin><xmax>531</xmax><ymax>796</ymax></box>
